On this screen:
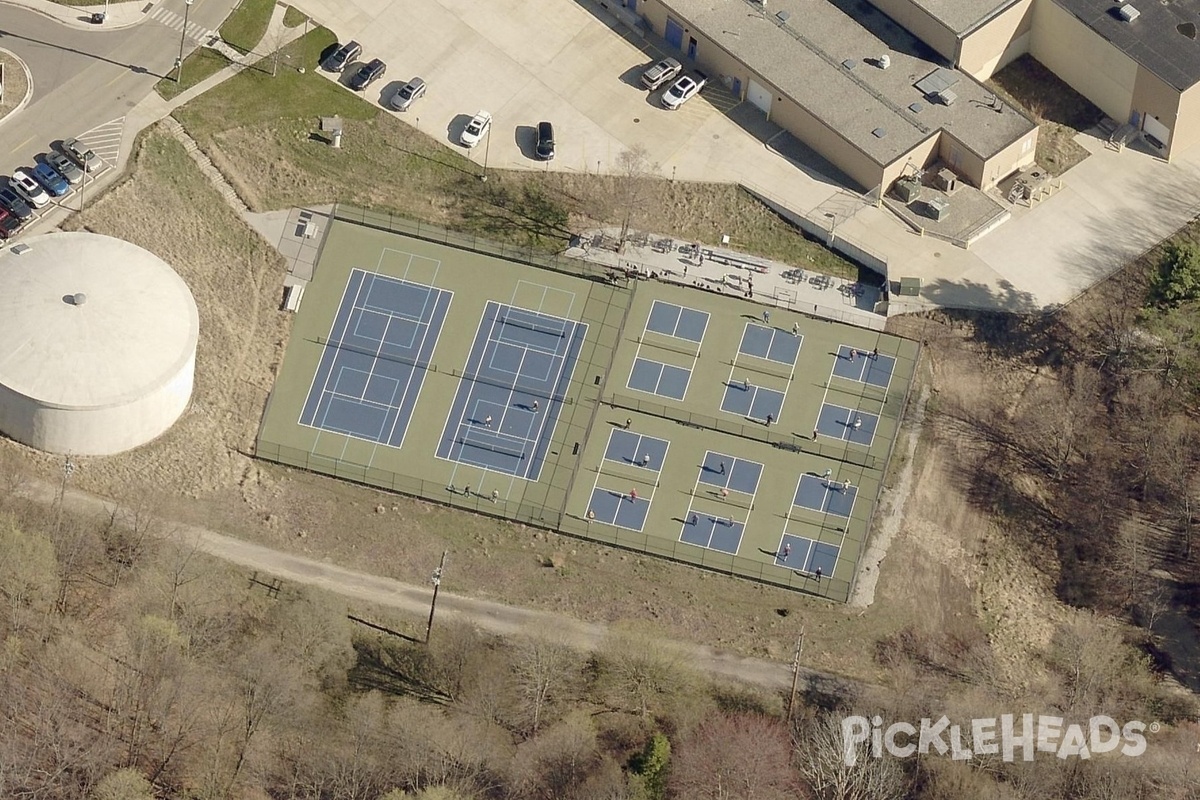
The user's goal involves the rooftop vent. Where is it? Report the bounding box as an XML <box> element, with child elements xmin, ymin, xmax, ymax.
<box><xmin>872</xmin><ymin>128</ymin><xmax>887</xmax><ymax>138</ymax></box>
<box><xmin>908</xmin><ymin>102</ymin><xmax>924</xmax><ymax>113</ymax></box>
<box><xmin>878</xmin><ymin>54</ymin><xmax>891</xmax><ymax>69</ymax></box>
<box><xmin>842</xmin><ymin>59</ymin><xmax>857</xmax><ymax>70</ymax></box>
<box><xmin>776</xmin><ymin>10</ymin><xmax>790</xmax><ymax>22</ymax></box>
<box><xmin>936</xmin><ymin>88</ymin><xmax>958</xmax><ymax>106</ymax></box>
<box><xmin>1179</xmin><ymin>22</ymin><xmax>1197</xmax><ymax>39</ymax></box>
<box><xmin>1118</xmin><ymin>4</ymin><xmax>1140</xmax><ymax>21</ymax></box>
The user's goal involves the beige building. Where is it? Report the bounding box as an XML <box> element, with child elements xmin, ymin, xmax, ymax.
<box><xmin>635</xmin><ymin>0</ymin><xmax>1038</xmax><ymax>195</ymax></box>
<box><xmin>871</xmin><ymin>0</ymin><xmax>1200</xmax><ymax>160</ymax></box>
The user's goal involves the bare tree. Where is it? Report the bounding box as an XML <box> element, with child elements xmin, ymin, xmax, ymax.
<box><xmin>510</xmin><ymin>714</ymin><xmax>599</xmax><ymax>799</ymax></box>
<box><xmin>671</xmin><ymin>713</ymin><xmax>801</xmax><ymax>800</ymax></box>
<box><xmin>510</xmin><ymin>631</ymin><xmax>580</xmax><ymax>735</ymax></box>
<box><xmin>597</xmin><ymin>145</ymin><xmax>659</xmax><ymax>253</ymax></box>
<box><xmin>0</xmin><ymin>516</ymin><xmax>58</xmax><ymax>634</ymax></box>
<box><xmin>91</xmin><ymin>768</ymin><xmax>155</xmax><ymax>800</ymax></box>
<box><xmin>794</xmin><ymin>713</ymin><xmax>906</xmax><ymax>800</ymax></box>
<box><xmin>595</xmin><ymin>626</ymin><xmax>692</xmax><ymax>719</ymax></box>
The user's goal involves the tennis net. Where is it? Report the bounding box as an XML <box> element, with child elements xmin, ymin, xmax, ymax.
<box><xmin>497</xmin><ymin>310</ymin><xmax>569</xmax><ymax>339</ymax></box>
<box><xmin>448</xmin><ymin>367</ymin><xmax>575</xmax><ymax>405</ymax></box>
<box><xmin>315</xmin><ymin>336</ymin><xmax>437</xmax><ymax>373</ymax></box>
<box><xmin>458</xmin><ymin>433</ymin><xmax>528</xmax><ymax>460</ymax></box>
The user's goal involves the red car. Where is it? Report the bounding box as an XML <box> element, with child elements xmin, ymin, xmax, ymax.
<box><xmin>0</xmin><ymin>207</ymin><xmax>21</xmax><ymax>239</ymax></box>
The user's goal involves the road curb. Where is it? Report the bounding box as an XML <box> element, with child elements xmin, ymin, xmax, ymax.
<box><xmin>0</xmin><ymin>0</ymin><xmax>149</xmax><ymax>31</ymax></box>
<box><xmin>0</xmin><ymin>48</ymin><xmax>34</xmax><ymax>132</ymax></box>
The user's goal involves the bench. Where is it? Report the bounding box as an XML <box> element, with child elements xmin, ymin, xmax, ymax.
<box><xmin>703</xmin><ymin>248</ymin><xmax>771</xmax><ymax>273</ymax></box>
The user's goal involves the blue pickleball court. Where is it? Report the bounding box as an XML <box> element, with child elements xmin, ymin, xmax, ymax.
<box><xmin>739</xmin><ymin>323</ymin><xmax>801</xmax><ymax>365</ymax></box>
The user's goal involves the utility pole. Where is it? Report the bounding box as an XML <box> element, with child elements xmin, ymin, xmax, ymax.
<box><xmin>785</xmin><ymin>627</ymin><xmax>805</xmax><ymax>722</ymax></box>
<box><xmin>425</xmin><ymin>550</ymin><xmax>448</xmax><ymax>643</ymax></box>
<box><xmin>175</xmin><ymin>0</ymin><xmax>195</xmax><ymax>84</ymax></box>
<box><xmin>480</xmin><ymin>128</ymin><xmax>491</xmax><ymax>182</ymax></box>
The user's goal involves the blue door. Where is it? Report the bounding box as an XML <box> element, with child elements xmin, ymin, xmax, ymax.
<box><xmin>687</xmin><ymin>37</ymin><xmax>697</xmax><ymax>59</ymax></box>
<box><xmin>627</xmin><ymin>0</ymin><xmax>637</xmax><ymax>11</ymax></box>
<box><xmin>665</xmin><ymin>17</ymin><xmax>684</xmax><ymax>50</ymax></box>
<box><xmin>731</xmin><ymin>77</ymin><xmax>742</xmax><ymax>98</ymax></box>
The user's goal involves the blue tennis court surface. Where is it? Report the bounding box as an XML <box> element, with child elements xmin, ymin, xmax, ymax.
<box><xmin>436</xmin><ymin>301</ymin><xmax>586</xmax><ymax>479</ymax></box>
<box><xmin>697</xmin><ymin>451</ymin><xmax>762</xmax><ymax>495</ymax></box>
<box><xmin>301</xmin><ymin>270</ymin><xmax>451</xmax><ymax>447</ymax></box>
<box><xmin>775</xmin><ymin>535</ymin><xmax>839</xmax><ymax>575</ymax></box>
<box><xmin>679</xmin><ymin>512</ymin><xmax>745</xmax><ymax>554</ymax></box>
<box><xmin>628</xmin><ymin>358</ymin><xmax>691</xmax><ymax>400</ymax></box>
<box><xmin>815</xmin><ymin>403</ymin><xmax>878</xmax><ymax>445</ymax></box>
<box><xmin>646</xmin><ymin>300</ymin><xmax>709</xmax><ymax>343</ymax></box>
<box><xmin>793</xmin><ymin>474</ymin><xmax>858</xmax><ymax>517</ymax></box>
<box><xmin>721</xmin><ymin>379</ymin><xmax>784</xmax><ymax>422</ymax></box>
<box><xmin>739</xmin><ymin>323</ymin><xmax>801</xmax><ymax>365</ymax></box>
<box><xmin>604</xmin><ymin>429</ymin><xmax>670</xmax><ymax>471</ymax></box>
<box><xmin>588</xmin><ymin>486</ymin><xmax>651</xmax><ymax>531</ymax></box>
<box><xmin>833</xmin><ymin>345</ymin><xmax>895</xmax><ymax>389</ymax></box>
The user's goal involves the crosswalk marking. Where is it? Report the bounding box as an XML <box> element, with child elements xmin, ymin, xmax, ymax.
<box><xmin>148</xmin><ymin>6</ymin><xmax>218</xmax><ymax>45</ymax></box>
<box><xmin>74</xmin><ymin>117</ymin><xmax>126</xmax><ymax>169</ymax></box>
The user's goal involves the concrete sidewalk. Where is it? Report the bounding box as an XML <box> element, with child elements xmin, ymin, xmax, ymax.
<box><xmin>0</xmin><ymin>0</ymin><xmax>150</xmax><ymax>30</ymax></box>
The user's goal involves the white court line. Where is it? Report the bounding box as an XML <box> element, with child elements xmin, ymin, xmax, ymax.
<box><xmin>304</xmin><ymin>271</ymin><xmax>374</xmax><ymax>459</ymax></box>
<box><xmin>823</xmin><ymin>402</ymin><xmax>878</xmax><ymax>447</ymax></box>
<box><xmin>521</xmin><ymin>318</ymin><xmax>586</xmax><ymax>481</ymax></box>
<box><xmin>435</xmin><ymin>301</ymin><xmax>503</xmax><ymax>466</ymax></box>
<box><xmin>380</xmin><ymin>288</ymin><xmax>450</xmax><ymax>451</ymax></box>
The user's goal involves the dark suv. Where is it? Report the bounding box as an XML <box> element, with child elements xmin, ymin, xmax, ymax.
<box><xmin>350</xmin><ymin>58</ymin><xmax>386</xmax><ymax>91</ymax></box>
<box><xmin>324</xmin><ymin>41</ymin><xmax>361</xmax><ymax>72</ymax></box>
<box><xmin>0</xmin><ymin>207</ymin><xmax>20</xmax><ymax>239</ymax></box>
<box><xmin>535</xmin><ymin>121</ymin><xmax>555</xmax><ymax>160</ymax></box>
<box><xmin>0</xmin><ymin>186</ymin><xmax>32</xmax><ymax>221</ymax></box>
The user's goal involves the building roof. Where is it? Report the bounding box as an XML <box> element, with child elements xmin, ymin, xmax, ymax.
<box><xmin>1053</xmin><ymin>0</ymin><xmax>1200</xmax><ymax>91</ymax></box>
<box><xmin>892</xmin><ymin>0</ymin><xmax>1021</xmax><ymax>36</ymax></box>
<box><xmin>0</xmin><ymin>233</ymin><xmax>199</xmax><ymax>409</ymax></box>
<box><xmin>660</xmin><ymin>0</ymin><xmax>1036</xmax><ymax>169</ymax></box>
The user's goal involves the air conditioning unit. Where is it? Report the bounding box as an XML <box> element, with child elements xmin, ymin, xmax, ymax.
<box><xmin>1118</xmin><ymin>4</ymin><xmax>1140</xmax><ymax>21</ymax></box>
<box><xmin>878</xmin><ymin>54</ymin><xmax>891</xmax><ymax>69</ymax></box>
<box><xmin>936</xmin><ymin>88</ymin><xmax>957</xmax><ymax>106</ymax></box>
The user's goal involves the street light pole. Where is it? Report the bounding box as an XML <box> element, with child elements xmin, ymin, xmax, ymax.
<box><xmin>175</xmin><ymin>0</ymin><xmax>195</xmax><ymax>84</ymax></box>
<box><xmin>480</xmin><ymin>129</ymin><xmax>491</xmax><ymax>182</ymax></box>
<box><xmin>425</xmin><ymin>550</ymin><xmax>448</xmax><ymax>643</ymax></box>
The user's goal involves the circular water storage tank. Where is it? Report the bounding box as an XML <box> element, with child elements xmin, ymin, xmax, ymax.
<box><xmin>0</xmin><ymin>232</ymin><xmax>199</xmax><ymax>455</ymax></box>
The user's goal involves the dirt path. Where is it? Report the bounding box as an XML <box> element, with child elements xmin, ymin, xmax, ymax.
<box><xmin>28</xmin><ymin>479</ymin><xmax>855</xmax><ymax>695</ymax></box>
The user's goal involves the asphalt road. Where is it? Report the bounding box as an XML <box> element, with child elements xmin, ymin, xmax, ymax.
<box><xmin>0</xmin><ymin>0</ymin><xmax>236</xmax><ymax>173</ymax></box>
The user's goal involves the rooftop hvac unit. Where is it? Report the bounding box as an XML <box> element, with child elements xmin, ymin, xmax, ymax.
<box><xmin>1118</xmin><ymin>4</ymin><xmax>1140</xmax><ymax>21</ymax></box>
<box><xmin>936</xmin><ymin>88</ymin><xmax>957</xmax><ymax>106</ymax></box>
<box><xmin>878</xmin><ymin>54</ymin><xmax>891</xmax><ymax>69</ymax></box>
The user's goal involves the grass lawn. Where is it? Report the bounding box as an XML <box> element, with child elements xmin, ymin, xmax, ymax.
<box><xmin>174</xmin><ymin>28</ymin><xmax>860</xmax><ymax>277</ymax></box>
<box><xmin>220</xmin><ymin>0</ymin><xmax>277</xmax><ymax>55</ymax></box>
<box><xmin>283</xmin><ymin>5</ymin><xmax>308</xmax><ymax>28</ymax></box>
<box><xmin>155</xmin><ymin>48</ymin><xmax>233</xmax><ymax>101</ymax></box>
<box><xmin>987</xmin><ymin>55</ymin><xmax>1105</xmax><ymax>176</ymax></box>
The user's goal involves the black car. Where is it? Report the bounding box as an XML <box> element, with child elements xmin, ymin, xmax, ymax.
<box><xmin>324</xmin><ymin>40</ymin><xmax>361</xmax><ymax>73</ymax></box>
<box><xmin>535</xmin><ymin>121</ymin><xmax>555</xmax><ymax>160</ymax></box>
<box><xmin>0</xmin><ymin>208</ymin><xmax>20</xmax><ymax>239</ymax></box>
<box><xmin>0</xmin><ymin>186</ymin><xmax>32</xmax><ymax>221</ymax></box>
<box><xmin>350</xmin><ymin>58</ymin><xmax>386</xmax><ymax>91</ymax></box>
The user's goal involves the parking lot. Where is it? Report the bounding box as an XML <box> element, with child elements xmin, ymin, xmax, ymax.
<box><xmin>295</xmin><ymin>0</ymin><xmax>839</xmax><ymax>203</ymax></box>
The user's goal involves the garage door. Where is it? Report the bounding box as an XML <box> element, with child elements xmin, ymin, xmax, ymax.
<box><xmin>665</xmin><ymin>17</ymin><xmax>684</xmax><ymax>50</ymax></box>
<box><xmin>747</xmin><ymin>79</ymin><xmax>772</xmax><ymax>115</ymax></box>
<box><xmin>1142</xmin><ymin>113</ymin><xmax>1171</xmax><ymax>148</ymax></box>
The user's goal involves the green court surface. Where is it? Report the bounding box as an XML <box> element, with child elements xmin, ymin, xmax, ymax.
<box><xmin>257</xmin><ymin>207</ymin><xmax>920</xmax><ymax>601</ymax></box>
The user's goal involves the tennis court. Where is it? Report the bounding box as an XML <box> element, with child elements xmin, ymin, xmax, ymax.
<box><xmin>833</xmin><ymin>345</ymin><xmax>895</xmax><ymax>389</ymax></box>
<box><xmin>300</xmin><ymin>270</ymin><xmax>451</xmax><ymax>448</ymax></box>
<box><xmin>436</xmin><ymin>301</ymin><xmax>586</xmax><ymax>480</ymax></box>
<box><xmin>793</xmin><ymin>473</ymin><xmax>858</xmax><ymax>517</ymax></box>
<box><xmin>739</xmin><ymin>323</ymin><xmax>801</xmax><ymax>365</ymax></box>
<box><xmin>646</xmin><ymin>300</ymin><xmax>710</xmax><ymax>342</ymax></box>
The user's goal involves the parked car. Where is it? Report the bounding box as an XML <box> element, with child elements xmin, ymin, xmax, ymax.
<box><xmin>390</xmin><ymin>77</ymin><xmax>426</xmax><ymax>111</ymax></box>
<box><xmin>349</xmin><ymin>58</ymin><xmax>386</xmax><ymax>91</ymax></box>
<box><xmin>0</xmin><ymin>208</ymin><xmax>19</xmax><ymax>239</ymax></box>
<box><xmin>10</xmin><ymin>169</ymin><xmax>50</xmax><ymax>208</ymax></box>
<box><xmin>32</xmin><ymin>161</ymin><xmax>70</xmax><ymax>197</ymax></box>
<box><xmin>47</xmin><ymin>152</ymin><xmax>83</xmax><ymax>186</ymax></box>
<box><xmin>641</xmin><ymin>57</ymin><xmax>682</xmax><ymax>91</ymax></box>
<box><xmin>535</xmin><ymin>121</ymin><xmax>555</xmax><ymax>160</ymax></box>
<box><xmin>324</xmin><ymin>41</ymin><xmax>361</xmax><ymax>72</ymax></box>
<box><xmin>460</xmin><ymin>111</ymin><xmax>492</xmax><ymax>148</ymax></box>
<box><xmin>0</xmin><ymin>186</ymin><xmax>32</xmax><ymax>221</ymax></box>
<box><xmin>661</xmin><ymin>73</ymin><xmax>707</xmax><ymax>110</ymax></box>
<box><xmin>61</xmin><ymin>137</ymin><xmax>102</xmax><ymax>173</ymax></box>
